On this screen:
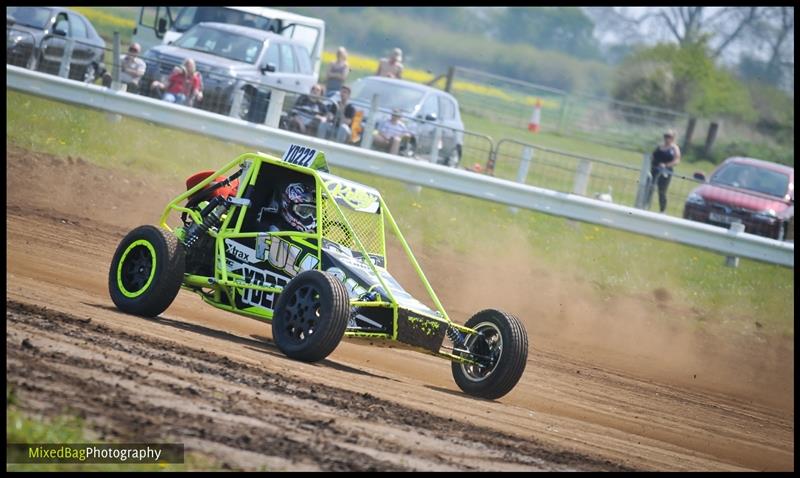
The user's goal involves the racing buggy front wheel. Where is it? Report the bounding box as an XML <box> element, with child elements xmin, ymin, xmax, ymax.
<box><xmin>108</xmin><ymin>225</ymin><xmax>186</xmax><ymax>317</ymax></box>
<box><xmin>452</xmin><ymin>309</ymin><xmax>529</xmax><ymax>399</ymax></box>
<box><xmin>272</xmin><ymin>270</ymin><xmax>350</xmax><ymax>362</ymax></box>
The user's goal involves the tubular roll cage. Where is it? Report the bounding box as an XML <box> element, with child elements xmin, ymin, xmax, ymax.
<box><xmin>158</xmin><ymin>151</ymin><xmax>480</xmax><ymax>364</ymax></box>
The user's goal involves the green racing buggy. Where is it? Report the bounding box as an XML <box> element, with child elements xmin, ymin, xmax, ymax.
<box><xmin>108</xmin><ymin>144</ymin><xmax>528</xmax><ymax>399</ymax></box>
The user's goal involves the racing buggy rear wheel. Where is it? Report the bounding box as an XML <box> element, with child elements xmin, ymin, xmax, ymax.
<box><xmin>452</xmin><ymin>309</ymin><xmax>528</xmax><ymax>399</ymax></box>
<box><xmin>272</xmin><ymin>270</ymin><xmax>350</xmax><ymax>362</ymax></box>
<box><xmin>108</xmin><ymin>225</ymin><xmax>186</xmax><ymax>317</ymax></box>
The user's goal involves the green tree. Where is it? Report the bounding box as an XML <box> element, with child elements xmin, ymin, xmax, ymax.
<box><xmin>612</xmin><ymin>42</ymin><xmax>755</xmax><ymax>121</ymax></box>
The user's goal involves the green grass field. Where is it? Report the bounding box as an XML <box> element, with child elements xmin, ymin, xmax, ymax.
<box><xmin>6</xmin><ymin>90</ymin><xmax>794</xmax><ymax>338</ymax></box>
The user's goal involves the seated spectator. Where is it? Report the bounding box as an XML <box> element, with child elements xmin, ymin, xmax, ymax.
<box><xmin>376</xmin><ymin>48</ymin><xmax>403</xmax><ymax>79</ymax></box>
<box><xmin>102</xmin><ymin>42</ymin><xmax>146</xmax><ymax>93</ymax></box>
<box><xmin>150</xmin><ymin>58</ymin><xmax>203</xmax><ymax>106</ymax></box>
<box><xmin>317</xmin><ymin>85</ymin><xmax>356</xmax><ymax>143</ymax></box>
<box><xmin>287</xmin><ymin>84</ymin><xmax>328</xmax><ymax>136</ymax></box>
<box><xmin>373</xmin><ymin>109</ymin><xmax>412</xmax><ymax>155</ymax></box>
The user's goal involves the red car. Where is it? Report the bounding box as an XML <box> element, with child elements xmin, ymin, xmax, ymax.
<box><xmin>683</xmin><ymin>157</ymin><xmax>794</xmax><ymax>240</ymax></box>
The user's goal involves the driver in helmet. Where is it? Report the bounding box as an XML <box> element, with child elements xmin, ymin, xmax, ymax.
<box><xmin>259</xmin><ymin>182</ymin><xmax>316</xmax><ymax>233</ymax></box>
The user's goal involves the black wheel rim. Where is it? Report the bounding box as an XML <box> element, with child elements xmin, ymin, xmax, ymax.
<box><xmin>281</xmin><ymin>285</ymin><xmax>321</xmax><ymax>345</ymax></box>
<box><xmin>120</xmin><ymin>245</ymin><xmax>153</xmax><ymax>294</ymax></box>
<box><xmin>460</xmin><ymin>321</ymin><xmax>503</xmax><ymax>382</ymax></box>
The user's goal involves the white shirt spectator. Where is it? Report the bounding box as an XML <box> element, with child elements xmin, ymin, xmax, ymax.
<box><xmin>378</xmin><ymin>119</ymin><xmax>409</xmax><ymax>139</ymax></box>
<box><xmin>119</xmin><ymin>53</ymin><xmax>146</xmax><ymax>85</ymax></box>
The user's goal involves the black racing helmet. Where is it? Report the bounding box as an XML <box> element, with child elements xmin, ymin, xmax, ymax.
<box><xmin>280</xmin><ymin>182</ymin><xmax>316</xmax><ymax>232</ymax></box>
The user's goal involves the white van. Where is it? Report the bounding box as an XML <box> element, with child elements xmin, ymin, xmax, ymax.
<box><xmin>133</xmin><ymin>6</ymin><xmax>325</xmax><ymax>77</ymax></box>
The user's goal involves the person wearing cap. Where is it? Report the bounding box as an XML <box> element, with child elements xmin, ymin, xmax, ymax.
<box><xmin>102</xmin><ymin>42</ymin><xmax>146</xmax><ymax>93</ymax></box>
<box><xmin>374</xmin><ymin>109</ymin><xmax>412</xmax><ymax>155</ymax></box>
<box><xmin>649</xmin><ymin>129</ymin><xmax>682</xmax><ymax>213</ymax></box>
<box><xmin>376</xmin><ymin>47</ymin><xmax>404</xmax><ymax>79</ymax></box>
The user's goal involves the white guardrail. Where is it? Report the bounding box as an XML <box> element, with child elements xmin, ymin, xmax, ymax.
<box><xmin>6</xmin><ymin>65</ymin><xmax>794</xmax><ymax>267</ymax></box>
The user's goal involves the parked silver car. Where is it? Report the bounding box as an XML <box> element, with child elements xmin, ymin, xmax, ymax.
<box><xmin>140</xmin><ymin>22</ymin><xmax>317</xmax><ymax>122</ymax></box>
<box><xmin>342</xmin><ymin>76</ymin><xmax>465</xmax><ymax>167</ymax></box>
<box><xmin>6</xmin><ymin>6</ymin><xmax>106</xmax><ymax>83</ymax></box>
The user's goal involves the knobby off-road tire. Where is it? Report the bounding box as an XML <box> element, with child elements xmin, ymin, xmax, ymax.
<box><xmin>272</xmin><ymin>270</ymin><xmax>350</xmax><ymax>362</ymax></box>
<box><xmin>452</xmin><ymin>309</ymin><xmax>529</xmax><ymax>400</ymax></box>
<box><xmin>108</xmin><ymin>225</ymin><xmax>186</xmax><ymax>317</ymax></box>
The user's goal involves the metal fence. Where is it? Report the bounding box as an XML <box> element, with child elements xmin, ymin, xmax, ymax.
<box><xmin>492</xmin><ymin>140</ymin><xmax>793</xmax><ymax>241</ymax></box>
<box><xmin>450</xmin><ymin>66</ymin><xmax>691</xmax><ymax>152</ymax></box>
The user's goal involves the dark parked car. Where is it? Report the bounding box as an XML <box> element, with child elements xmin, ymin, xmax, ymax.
<box><xmin>335</xmin><ymin>76</ymin><xmax>465</xmax><ymax>167</ymax></box>
<box><xmin>141</xmin><ymin>22</ymin><xmax>317</xmax><ymax>121</ymax></box>
<box><xmin>6</xmin><ymin>6</ymin><xmax>105</xmax><ymax>82</ymax></box>
<box><xmin>683</xmin><ymin>157</ymin><xmax>794</xmax><ymax>240</ymax></box>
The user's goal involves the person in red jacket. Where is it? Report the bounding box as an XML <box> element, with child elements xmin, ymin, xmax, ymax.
<box><xmin>151</xmin><ymin>58</ymin><xmax>204</xmax><ymax>106</ymax></box>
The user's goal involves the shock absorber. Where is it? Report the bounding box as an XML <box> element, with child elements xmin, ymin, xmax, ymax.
<box><xmin>183</xmin><ymin>196</ymin><xmax>229</xmax><ymax>249</ymax></box>
<box><xmin>446</xmin><ymin>325</ymin><xmax>467</xmax><ymax>349</ymax></box>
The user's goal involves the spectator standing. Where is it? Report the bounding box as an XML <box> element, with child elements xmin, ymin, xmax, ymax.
<box><xmin>102</xmin><ymin>42</ymin><xmax>146</xmax><ymax>93</ymax></box>
<box><xmin>287</xmin><ymin>84</ymin><xmax>328</xmax><ymax>136</ymax></box>
<box><xmin>318</xmin><ymin>85</ymin><xmax>356</xmax><ymax>143</ymax></box>
<box><xmin>373</xmin><ymin>109</ymin><xmax>412</xmax><ymax>155</ymax></box>
<box><xmin>650</xmin><ymin>129</ymin><xmax>681</xmax><ymax>213</ymax></box>
<box><xmin>376</xmin><ymin>47</ymin><xmax>403</xmax><ymax>79</ymax></box>
<box><xmin>324</xmin><ymin>46</ymin><xmax>350</xmax><ymax>96</ymax></box>
<box><xmin>151</xmin><ymin>58</ymin><xmax>203</xmax><ymax>106</ymax></box>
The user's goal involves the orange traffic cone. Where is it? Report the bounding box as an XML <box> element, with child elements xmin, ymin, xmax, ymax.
<box><xmin>527</xmin><ymin>99</ymin><xmax>541</xmax><ymax>133</ymax></box>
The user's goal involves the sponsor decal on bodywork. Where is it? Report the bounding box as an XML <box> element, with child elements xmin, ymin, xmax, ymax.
<box><xmin>318</xmin><ymin>172</ymin><xmax>381</xmax><ymax>214</ymax></box>
<box><xmin>321</xmin><ymin>239</ymin><xmax>436</xmax><ymax>317</ymax></box>
<box><xmin>227</xmin><ymin>261</ymin><xmax>289</xmax><ymax>311</ymax></box>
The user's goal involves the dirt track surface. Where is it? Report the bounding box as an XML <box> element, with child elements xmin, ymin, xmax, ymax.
<box><xmin>6</xmin><ymin>145</ymin><xmax>794</xmax><ymax>471</ymax></box>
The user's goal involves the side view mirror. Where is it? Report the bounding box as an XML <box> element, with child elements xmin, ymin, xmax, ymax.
<box><xmin>157</xmin><ymin>17</ymin><xmax>168</xmax><ymax>34</ymax></box>
<box><xmin>425</xmin><ymin>113</ymin><xmax>437</xmax><ymax>122</ymax></box>
<box><xmin>693</xmin><ymin>171</ymin><xmax>706</xmax><ymax>182</ymax></box>
<box><xmin>53</xmin><ymin>27</ymin><xmax>67</xmax><ymax>36</ymax></box>
<box><xmin>261</xmin><ymin>62</ymin><xmax>276</xmax><ymax>73</ymax></box>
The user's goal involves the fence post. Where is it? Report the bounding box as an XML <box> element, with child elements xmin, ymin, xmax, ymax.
<box><xmin>109</xmin><ymin>31</ymin><xmax>125</xmax><ymax>91</ymax></box>
<box><xmin>58</xmin><ymin>37</ymin><xmax>75</xmax><ymax>78</ymax></box>
<box><xmin>682</xmin><ymin>117</ymin><xmax>696</xmax><ymax>151</ymax></box>
<box><xmin>508</xmin><ymin>147</ymin><xmax>534</xmax><ymax>214</ymax></box>
<box><xmin>429</xmin><ymin>125</ymin><xmax>442</xmax><ymax>163</ymax></box>
<box><xmin>229</xmin><ymin>87</ymin><xmax>245</xmax><ymax>119</ymax></box>
<box><xmin>484</xmin><ymin>143</ymin><xmax>498</xmax><ymax>175</ymax></box>
<box><xmin>557</xmin><ymin>95</ymin><xmax>569</xmax><ymax>134</ymax></box>
<box><xmin>704</xmin><ymin>121</ymin><xmax>720</xmax><ymax>156</ymax></box>
<box><xmin>264</xmin><ymin>90</ymin><xmax>285</xmax><ymax>127</ymax></box>
<box><xmin>572</xmin><ymin>158</ymin><xmax>593</xmax><ymax>196</ymax></box>
<box><xmin>444</xmin><ymin>66</ymin><xmax>455</xmax><ymax>93</ymax></box>
<box><xmin>725</xmin><ymin>222</ymin><xmax>745</xmax><ymax>267</ymax></box>
<box><xmin>634</xmin><ymin>152</ymin><xmax>651</xmax><ymax>209</ymax></box>
<box><xmin>361</xmin><ymin>94</ymin><xmax>379</xmax><ymax>150</ymax></box>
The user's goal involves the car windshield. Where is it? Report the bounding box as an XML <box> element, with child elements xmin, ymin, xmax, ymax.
<box><xmin>173</xmin><ymin>7</ymin><xmax>278</xmax><ymax>33</ymax></box>
<box><xmin>7</xmin><ymin>6</ymin><xmax>52</xmax><ymax>29</ymax></box>
<box><xmin>350</xmin><ymin>80</ymin><xmax>425</xmax><ymax>113</ymax></box>
<box><xmin>173</xmin><ymin>25</ymin><xmax>263</xmax><ymax>64</ymax></box>
<box><xmin>710</xmin><ymin>163</ymin><xmax>791</xmax><ymax>198</ymax></box>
